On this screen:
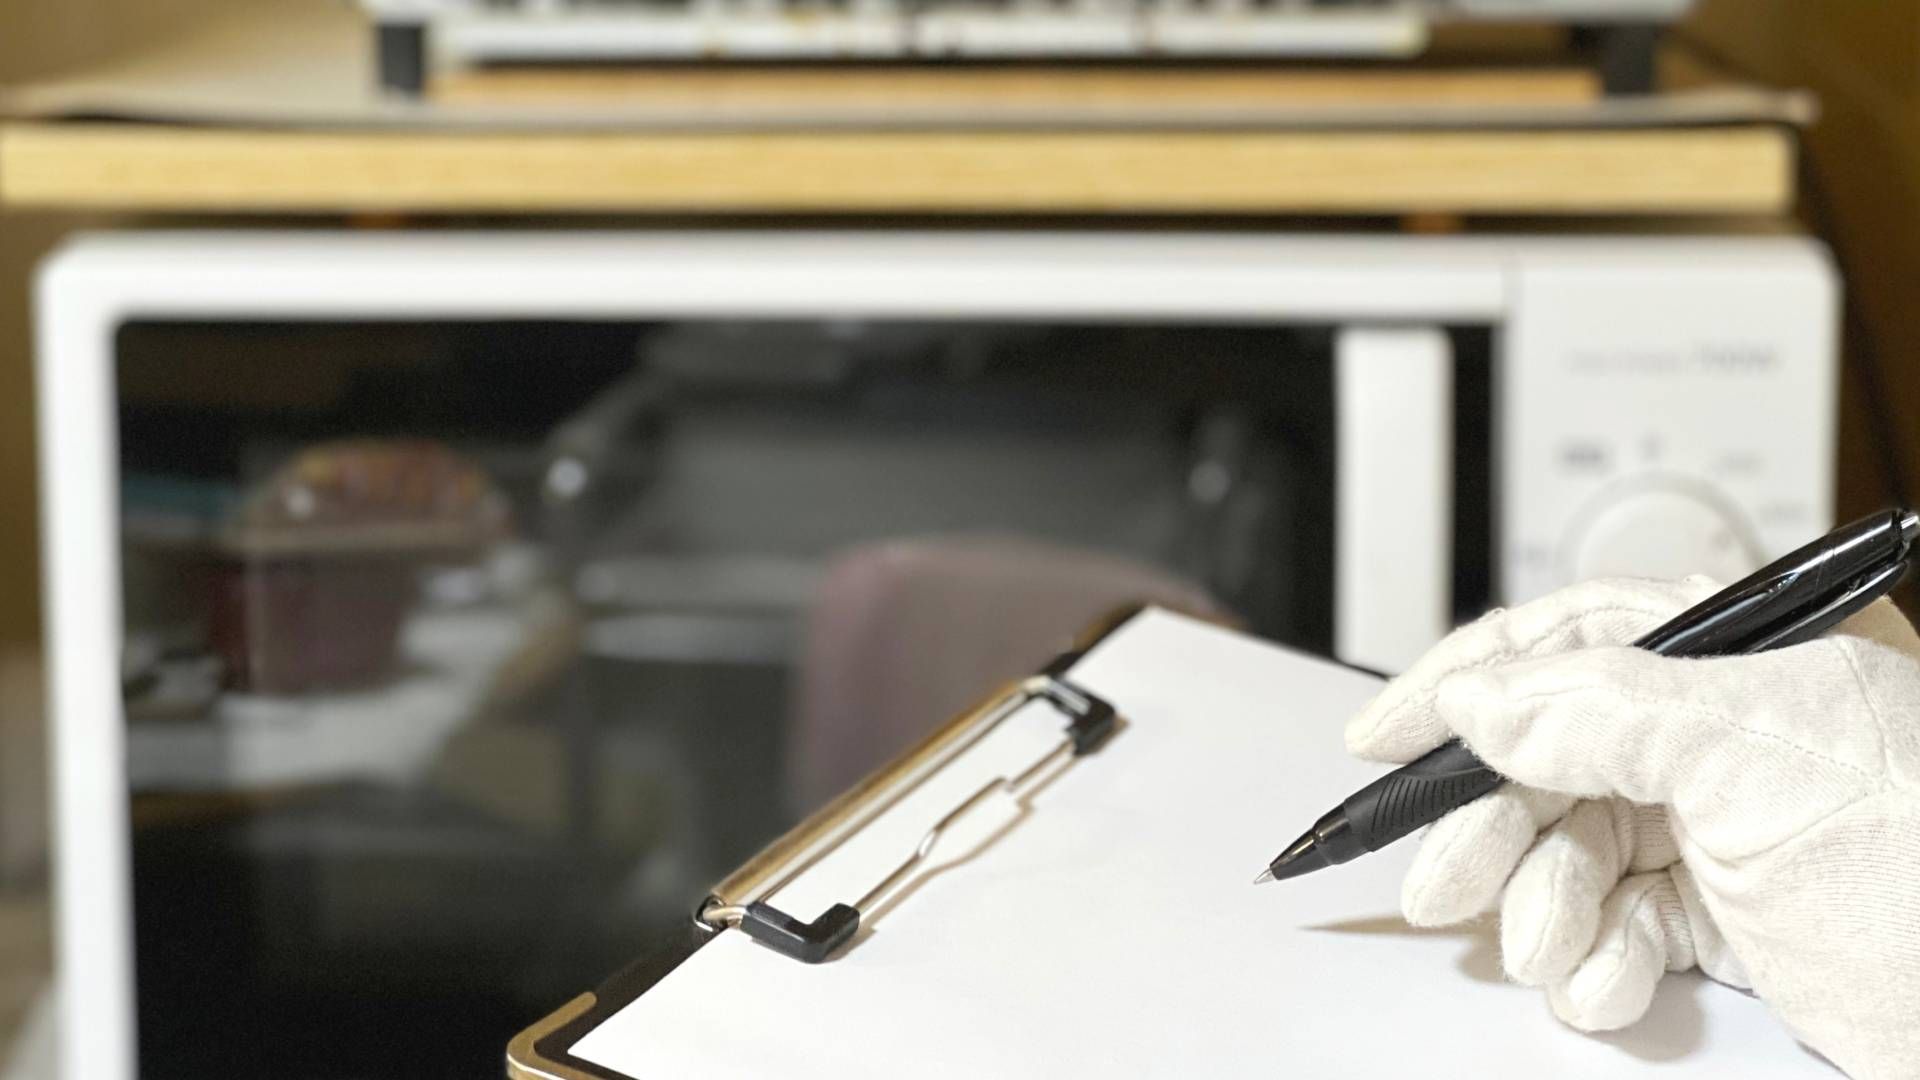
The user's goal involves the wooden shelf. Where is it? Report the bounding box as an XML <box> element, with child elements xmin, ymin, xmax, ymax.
<box><xmin>0</xmin><ymin>122</ymin><xmax>1792</xmax><ymax>216</ymax></box>
<box><xmin>0</xmin><ymin>0</ymin><xmax>1801</xmax><ymax>217</ymax></box>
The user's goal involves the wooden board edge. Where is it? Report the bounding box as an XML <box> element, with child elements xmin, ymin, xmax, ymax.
<box><xmin>0</xmin><ymin>122</ymin><xmax>1794</xmax><ymax>216</ymax></box>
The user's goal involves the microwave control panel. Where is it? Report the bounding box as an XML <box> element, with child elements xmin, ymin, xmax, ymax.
<box><xmin>1499</xmin><ymin>244</ymin><xmax>1839</xmax><ymax>606</ymax></box>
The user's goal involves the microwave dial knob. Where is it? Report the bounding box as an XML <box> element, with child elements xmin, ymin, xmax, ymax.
<box><xmin>1567</xmin><ymin>486</ymin><xmax>1760</xmax><ymax>584</ymax></box>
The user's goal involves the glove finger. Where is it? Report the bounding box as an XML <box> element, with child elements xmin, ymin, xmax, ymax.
<box><xmin>1620</xmin><ymin>802</ymin><xmax>1679</xmax><ymax>873</ymax></box>
<box><xmin>1548</xmin><ymin>871</ymin><xmax>1696</xmax><ymax>1032</ymax></box>
<box><xmin>1667</xmin><ymin>861</ymin><xmax>1750</xmax><ymax>991</ymax></box>
<box><xmin>1434</xmin><ymin>644</ymin><xmax>1882</xmax><ymax>846</ymax></box>
<box><xmin>1346</xmin><ymin>576</ymin><xmax>1719</xmax><ymax>764</ymax></box>
<box><xmin>1500</xmin><ymin>799</ymin><xmax>1620</xmax><ymax>986</ymax></box>
<box><xmin>1401</xmin><ymin>785</ymin><xmax>1574</xmax><ymax>927</ymax></box>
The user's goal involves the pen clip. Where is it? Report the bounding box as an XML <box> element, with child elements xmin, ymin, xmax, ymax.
<box><xmin>1748</xmin><ymin>558</ymin><xmax>1910</xmax><ymax>652</ymax></box>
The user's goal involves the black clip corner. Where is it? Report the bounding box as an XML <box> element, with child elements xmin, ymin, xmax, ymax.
<box><xmin>736</xmin><ymin>901</ymin><xmax>861</xmax><ymax>964</ymax></box>
<box><xmin>1035</xmin><ymin>677</ymin><xmax>1118</xmax><ymax>756</ymax></box>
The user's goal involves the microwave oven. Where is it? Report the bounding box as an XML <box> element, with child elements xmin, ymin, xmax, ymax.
<box><xmin>34</xmin><ymin>230</ymin><xmax>1835</xmax><ymax>1079</ymax></box>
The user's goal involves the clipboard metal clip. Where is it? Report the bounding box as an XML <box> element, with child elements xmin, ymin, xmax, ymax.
<box><xmin>697</xmin><ymin>674</ymin><xmax>1119</xmax><ymax>963</ymax></box>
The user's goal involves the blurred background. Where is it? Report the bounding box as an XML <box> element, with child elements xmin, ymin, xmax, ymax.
<box><xmin>1</xmin><ymin>1</ymin><xmax>1918</xmax><ymax>1077</ymax></box>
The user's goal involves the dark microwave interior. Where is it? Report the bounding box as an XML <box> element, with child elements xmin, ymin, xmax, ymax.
<box><xmin>111</xmin><ymin>317</ymin><xmax>1491</xmax><ymax>1078</ymax></box>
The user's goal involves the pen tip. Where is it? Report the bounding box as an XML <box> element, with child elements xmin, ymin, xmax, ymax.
<box><xmin>1252</xmin><ymin>868</ymin><xmax>1275</xmax><ymax>885</ymax></box>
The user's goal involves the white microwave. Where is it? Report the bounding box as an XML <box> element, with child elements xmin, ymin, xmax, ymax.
<box><xmin>35</xmin><ymin>230</ymin><xmax>1836</xmax><ymax>1080</ymax></box>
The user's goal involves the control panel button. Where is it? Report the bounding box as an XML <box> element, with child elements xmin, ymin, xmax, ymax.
<box><xmin>1568</xmin><ymin>486</ymin><xmax>1760</xmax><ymax>583</ymax></box>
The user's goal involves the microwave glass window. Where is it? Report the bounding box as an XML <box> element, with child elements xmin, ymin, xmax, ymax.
<box><xmin>112</xmin><ymin>318</ymin><xmax>1485</xmax><ymax>1078</ymax></box>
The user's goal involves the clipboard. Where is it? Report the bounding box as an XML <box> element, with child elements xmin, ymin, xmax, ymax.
<box><xmin>506</xmin><ymin>605</ymin><xmax>1821</xmax><ymax>1080</ymax></box>
<box><xmin>506</xmin><ymin>606</ymin><xmax>1145</xmax><ymax>1080</ymax></box>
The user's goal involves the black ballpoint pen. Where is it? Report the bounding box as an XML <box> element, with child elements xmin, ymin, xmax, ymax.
<box><xmin>1257</xmin><ymin>506</ymin><xmax>1920</xmax><ymax>885</ymax></box>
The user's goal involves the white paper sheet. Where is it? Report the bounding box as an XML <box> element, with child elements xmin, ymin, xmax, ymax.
<box><xmin>570</xmin><ymin>608</ymin><xmax>1828</xmax><ymax>1078</ymax></box>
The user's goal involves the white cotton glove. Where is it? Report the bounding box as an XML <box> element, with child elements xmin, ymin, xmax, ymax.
<box><xmin>1345</xmin><ymin>577</ymin><xmax>1920</xmax><ymax>1080</ymax></box>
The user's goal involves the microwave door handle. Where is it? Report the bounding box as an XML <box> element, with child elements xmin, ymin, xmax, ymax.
<box><xmin>1334</xmin><ymin>326</ymin><xmax>1455</xmax><ymax>675</ymax></box>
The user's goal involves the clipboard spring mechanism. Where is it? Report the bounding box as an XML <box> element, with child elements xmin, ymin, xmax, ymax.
<box><xmin>697</xmin><ymin>674</ymin><xmax>1119</xmax><ymax>963</ymax></box>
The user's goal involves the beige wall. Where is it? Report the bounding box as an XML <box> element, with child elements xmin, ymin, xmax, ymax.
<box><xmin>1687</xmin><ymin>1</ymin><xmax>1920</xmax><ymax>523</ymax></box>
<box><xmin>0</xmin><ymin>216</ymin><xmax>51</xmax><ymax>646</ymax></box>
<box><xmin>0</xmin><ymin>0</ymin><xmax>241</xmax><ymax>646</ymax></box>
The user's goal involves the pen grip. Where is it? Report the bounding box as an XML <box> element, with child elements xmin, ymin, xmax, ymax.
<box><xmin>1343</xmin><ymin>740</ymin><xmax>1503</xmax><ymax>853</ymax></box>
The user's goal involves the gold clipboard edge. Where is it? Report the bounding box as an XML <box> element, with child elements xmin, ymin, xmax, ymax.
<box><xmin>503</xmin><ymin>601</ymin><xmax>1223</xmax><ymax>1078</ymax></box>
<box><xmin>506</xmin><ymin>993</ymin><xmax>599</xmax><ymax>1080</ymax></box>
<box><xmin>507</xmin><ymin>921</ymin><xmax>711</xmax><ymax>1080</ymax></box>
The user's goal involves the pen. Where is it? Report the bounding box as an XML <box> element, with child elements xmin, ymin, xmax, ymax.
<box><xmin>1257</xmin><ymin>507</ymin><xmax>1920</xmax><ymax>885</ymax></box>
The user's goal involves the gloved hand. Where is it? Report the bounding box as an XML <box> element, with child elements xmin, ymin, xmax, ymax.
<box><xmin>1345</xmin><ymin>577</ymin><xmax>1920</xmax><ymax>1080</ymax></box>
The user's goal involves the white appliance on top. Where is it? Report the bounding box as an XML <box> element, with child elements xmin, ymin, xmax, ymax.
<box><xmin>356</xmin><ymin>0</ymin><xmax>1693</xmax><ymax>93</ymax></box>
<box><xmin>35</xmin><ymin>229</ymin><xmax>1832</xmax><ymax>1080</ymax></box>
